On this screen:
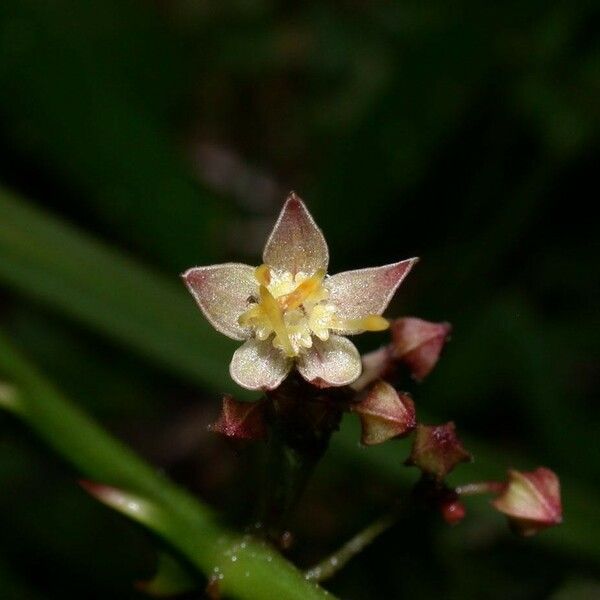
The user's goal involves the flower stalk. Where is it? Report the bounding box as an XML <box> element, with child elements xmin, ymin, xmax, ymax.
<box><xmin>304</xmin><ymin>510</ymin><xmax>400</xmax><ymax>583</ymax></box>
<box><xmin>259</xmin><ymin>375</ymin><xmax>348</xmax><ymax>538</ymax></box>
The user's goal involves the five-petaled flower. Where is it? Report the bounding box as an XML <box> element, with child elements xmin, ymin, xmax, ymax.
<box><xmin>183</xmin><ymin>193</ymin><xmax>417</xmax><ymax>390</ymax></box>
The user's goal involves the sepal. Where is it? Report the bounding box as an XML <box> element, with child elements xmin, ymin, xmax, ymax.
<box><xmin>208</xmin><ymin>395</ymin><xmax>267</xmax><ymax>441</ymax></box>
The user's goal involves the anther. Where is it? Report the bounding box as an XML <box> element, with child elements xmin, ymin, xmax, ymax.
<box><xmin>255</xmin><ymin>264</ymin><xmax>271</xmax><ymax>286</ymax></box>
<box><xmin>335</xmin><ymin>314</ymin><xmax>390</xmax><ymax>333</ymax></box>
<box><xmin>259</xmin><ymin>285</ymin><xmax>295</xmax><ymax>356</ymax></box>
<box><xmin>278</xmin><ymin>269</ymin><xmax>325</xmax><ymax>311</ymax></box>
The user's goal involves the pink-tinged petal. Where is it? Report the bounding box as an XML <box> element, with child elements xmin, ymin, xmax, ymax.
<box><xmin>182</xmin><ymin>263</ymin><xmax>257</xmax><ymax>340</ymax></box>
<box><xmin>296</xmin><ymin>335</ymin><xmax>361</xmax><ymax>387</ymax></box>
<box><xmin>230</xmin><ymin>338</ymin><xmax>292</xmax><ymax>391</ymax></box>
<box><xmin>326</xmin><ymin>258</ymin><xmax>418</xmax><ymax>327</ymax></box>
<box><xmin>492</xmin><ymin>468</ymin><xmax>562</xmax><ymax>536</ymax></box>
<box><xmin>263</xmin><ymin>192</ymin><xmax>329</xmax><ymax>275</ymax></box>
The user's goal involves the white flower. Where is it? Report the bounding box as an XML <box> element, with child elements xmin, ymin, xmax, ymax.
<box><xmin>183</xmin><ymin>193</ymin><xmax>417</xmax><ymax>391</ymax></box>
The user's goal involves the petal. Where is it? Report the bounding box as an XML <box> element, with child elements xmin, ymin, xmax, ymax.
<box><xmin>182</xmin><ymin>263</ymin><xmax>257</xmax><ymax>340</ymax></box>
<box><xmin>297</xmin><ymin>335</ymin><xmax>361</xmax><ymax>387</ymax></box>
<box><xmin>230</xmin><ymin>339</ymin><xmax>292</xmax><ymax>391</ymax></box>
<box><xmin>326</xmin><ymin>258</ymin><xmax>418</xmax><ymax>327</ymax></box>
<box><xmin>263</xmin><ymin>192</ymin><xmax>329</xmax><ymax>275</ymax></box>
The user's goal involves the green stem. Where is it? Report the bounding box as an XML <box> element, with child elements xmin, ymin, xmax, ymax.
<box><xmin>304</xmin><ymin>511</ymin><xmax>399</xmax><ymax>582</ymax></box>
<box><xmin>0</xmin><ymin>331</ymin><xmax>332</xmax><ymax>600</ymax></box>
<box><xmin>455</xmin><ymin>481</ymin><xmax>504</xmax><ymax>496</ymax></box>
<box><xmin>259</xmin><ymin>377</ymin><xmax>346</xmax><ymax>540</ymax></box>
<box><xmin>260</xmin><ymin>427</ymin><xmax>323</xmax><ymax>539</ymax></box>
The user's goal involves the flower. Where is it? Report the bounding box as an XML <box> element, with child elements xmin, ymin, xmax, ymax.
<box><xmin>491</xmin><ymin>467</ymin><xmax>562</xmax><ymax>536</ymax></box>
<box><xmin>183</xmin><ymin>193</ymin><xmax>417</xmax><ymax>390</ymax></box>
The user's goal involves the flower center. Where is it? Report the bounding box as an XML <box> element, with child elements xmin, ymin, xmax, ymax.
<box><xmin>239</xmin><ymin>265</ymin><xmax>389</xmax><ymax>357</ymax></box>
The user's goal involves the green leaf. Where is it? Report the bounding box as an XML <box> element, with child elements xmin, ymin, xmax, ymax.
<box><xmin>0</xmin><ymin>330</ymin><xmax>331</xmax><ymax>600</ymax></box>
<box><xmin>0</xmin><ymin>185</ymin><xmax>242</xmax><ymax>396</ymax></box>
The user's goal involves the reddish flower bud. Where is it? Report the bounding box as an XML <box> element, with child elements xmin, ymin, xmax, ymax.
<box><xmin>440</xmin><ymin>495</ymin><xmax>467</xmax><ymax>526</ymax></box>
<box><xmin>390</xmin><ymin>317</ymin><xmax>451</xmax><ymax>380</ymax></box>
<box><xmin>208</xmin><ymin>395</ymin><xmax>267</xmax><ymax>441</ymax></box>
<box><xmin>351</xmin><ymin>346</ymin><xmax>393</xmax><ymax>391</ymax></box>
<box><xmin>406</xmin><ymin>422</ymin><xmax>471</xmax><ymax>480</ymax></box>
<box><xmin>351</xmin><ymin>380</ymin><xmax>416</xmax><ymax>445</ymax></box>
<box><xmin>491</xmin><ymin>467</ymin><xmax>562</xmax><ymax>536</ymax></box>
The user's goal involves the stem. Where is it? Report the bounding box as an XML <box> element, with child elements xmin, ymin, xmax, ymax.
<box><xmin>455</xmin><ymin>481</ymin><xmax>504</xmax><ymax>496</ymax></box>
<box><xmin>304</xmin><ymin>510</ymin><xmax>399</xmax><ymax>582</ymax></box>
<box><xmin>260</xmin><ymin>374</ymin><xmax>347</xmax><ymax>540</ymax></box>
<box><xmin>260</xmin><ymin>427</ymin><xmax>321</xmax><ymax>538</ymax></box>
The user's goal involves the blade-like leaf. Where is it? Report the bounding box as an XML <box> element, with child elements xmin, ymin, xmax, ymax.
<box><xmin>0</xmin><ymin>186</ymin><xmax>242</xmax><ymax>395</ymax></box>
<box><xmin>0</xmin><ymin>331</ymin><xmax>331</xmax><ymax>600</ymax></box>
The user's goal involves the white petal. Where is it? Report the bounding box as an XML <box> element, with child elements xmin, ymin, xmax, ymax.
<box><xmin>230</xmin><ymin>339</ymin><xmax>292</xmax><ymax>391</ymax></box>
<box><xmin>263</xmin><ymin>192</ymin><xmax>329</xmax><ymax>275</ymax></box>
<box><xmin>326</xmin><ymin>258</ymin><xmax>418</xmax><ymax>326</ymax></box>
<box><xmin>182</xmin><ymin>263</ymin><xmax>257</xmax><ymax>340</ymax></box>
<box><xmin>296</xmin><ymin>335</ymin><xmax>361</xmax><ymax>387</ymax></box>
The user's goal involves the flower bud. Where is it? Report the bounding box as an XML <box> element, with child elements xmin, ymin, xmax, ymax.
<box><xmin>208</xmin><ymin>395</ymin><xmax>267</xmax><ymax>441</ymax></box>
<box><xmin>390</xmin><ymin>317</ymin><xmax>451</xmax><ymax>380</ymax></box>
<box><xmin>406</xmin><ymin>422</ymin><xmax>471</xmax><ymax>480</ymax></box>
<box><xmin>439</xmin><ymin>493</ymin><xmax>467</xmax><ymax>526</ymax></box>
<box><xmin>491</xmin><ymin>467</ymin><xmax>562</xmax><ymax>536</ymax></box>
<box><xmin>351</xmin><ymin>346</ymin><xmax>393</xmax><ymax>391</ymax></box>
<box><xmin>351</xmin><ymin>380</ymin><xmax>416</xmax><ymax>445</ymax></box>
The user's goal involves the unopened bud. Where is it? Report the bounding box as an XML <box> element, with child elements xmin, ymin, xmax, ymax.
<box><xmin>208</xmin><ymin>395</ymin><xmax>267</xmax><ymax>441</ymax></box>
<box><xmin>440</xmin><ymin>495</ymin><xmax>467</xmax><ymax>525</ymax></box>
<box><xmin>406</xmin><ymin>422</ymin><xmax>471</xmax><ymax>480</ymax></box>
<box><xmin>351</xmin><ymin>346</ymin><xmax>393</xmax><ymax>391</ymax></box>
<box><xmin>491</xmin><ymin>467</ymin><xmax>562</xmax><ymax>536</ymax></box>
<box><xmin>390</xmin><ymin>317</ymin><xmax>451</xmax><ymax>380</ymax></box>
<box><xmin>352</xmin><ymin>380</ymin><xmax>416</xmax><ymax>445</ymax></box>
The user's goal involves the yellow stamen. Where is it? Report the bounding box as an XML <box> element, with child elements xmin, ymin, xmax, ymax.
<box><xmin>238</xmin><ymin>304</ymin><xmax>262</xmax><ymax>327</ymax></box>
<box><xmin>255</xmin><ymin>264</ymin><xmax>271</xmax><ymax>286</ymax></box>
<box><xmin>278</xmin><ymin>269</ymin><xmax>326</xmax><ymax>311</ymax></box>
<box><xmin>335</xmin><ymin>314</ymin><xmax>390</xmax><ymax>333</ymax></box>
<box><xmin>259</xmin><ymin>285</ymin><xmax>295</xmax><ymax>356</ymax></box>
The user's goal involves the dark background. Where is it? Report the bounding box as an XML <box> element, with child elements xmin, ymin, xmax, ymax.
<box><xmin>0</xmin><ymin>1</ymin><xmax>598</xmax><ymax>598</ymax></box>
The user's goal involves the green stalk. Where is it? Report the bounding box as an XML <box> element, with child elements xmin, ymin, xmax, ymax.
<box><xmin>0</xmin><ymin>331</ymin><xmax>331</xmax><ymax>600</ymax></box>
<box><xmin>260</xmin><ymin>427</ymin><xmax>323</xmax><ymax>539</ymax></box>
<box><xmin>304</xmin><ymin>512</ymin><xmax>399</xmax><ymax>583</ymax></box>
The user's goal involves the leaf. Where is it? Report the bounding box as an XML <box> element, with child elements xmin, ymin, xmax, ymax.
<box><xmin>0</xmin><ymin>331</ymin><xmax>332</xmax><ymax>600</ymax></box>
<box><xmin>0</xmin><ymin>186</ymin><xmax>243</xmax><ymax>396</ymax></box>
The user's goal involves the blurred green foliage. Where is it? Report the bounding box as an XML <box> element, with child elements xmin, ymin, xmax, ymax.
<box><xmin>0</xmin><ymin>0</ymin><xmax>598</xmax><ymax>598</ymax></box>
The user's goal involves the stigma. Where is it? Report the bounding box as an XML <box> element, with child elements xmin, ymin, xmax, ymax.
<box><xmin>239</xmin><ymin>265</ymin><xmax>389</xmax><ymax>357</ymax></box>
